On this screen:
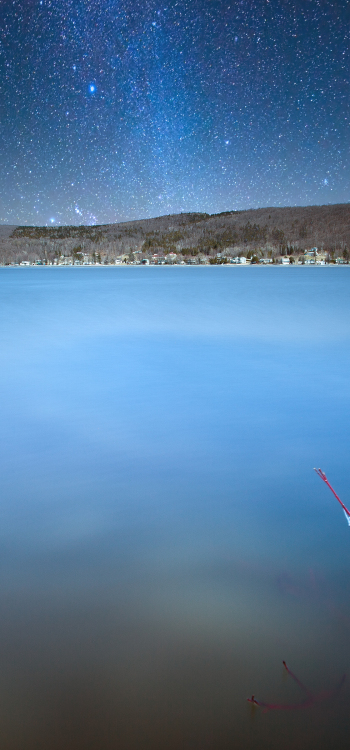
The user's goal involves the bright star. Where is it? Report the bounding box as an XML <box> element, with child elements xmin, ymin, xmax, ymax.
<box><xmin>89</xmin><ymin>84</ymin><xmax>96</xmax><ymax>93</ymax></box>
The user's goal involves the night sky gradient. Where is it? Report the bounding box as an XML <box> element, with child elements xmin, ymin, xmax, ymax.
<box><xmin>1</xmin><ymin>0</ymin><xmax>349</xmax><ymax>225</ymax></box>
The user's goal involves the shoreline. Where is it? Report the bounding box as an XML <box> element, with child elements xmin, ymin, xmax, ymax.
<box><xmin>1</xmin><ymin>263</ymin><xmax>348</xmax><ymax>269</ymax></box>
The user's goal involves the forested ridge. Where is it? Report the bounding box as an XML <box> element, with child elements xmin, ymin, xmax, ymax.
<box><xmin>1</xmin><ymin>203</ymin><xmax>349</xmax><ymax>264</ymax></box>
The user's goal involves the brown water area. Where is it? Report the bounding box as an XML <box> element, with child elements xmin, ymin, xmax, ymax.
<box><xmin>0</xmin><ymin>540</ymin><xmax>349</xmax><ymax>750</ymax></box>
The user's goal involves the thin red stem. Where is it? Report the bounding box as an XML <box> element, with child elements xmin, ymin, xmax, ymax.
<box><xmin>314</xmin><ymin>468</ymin><xmax>350</xmax><ymax>518</ymax></box>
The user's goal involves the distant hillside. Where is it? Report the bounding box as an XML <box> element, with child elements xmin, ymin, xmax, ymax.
<box><xmin>1</xmin><ymin>204</ymin><xmax>349</xmax><ymax>264</ymax></box>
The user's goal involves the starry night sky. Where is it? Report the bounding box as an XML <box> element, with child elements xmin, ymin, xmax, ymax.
<box><xmin>0</xmin><ymin>0</ymin><xmax>349</xmax><ymax>225</ymax></box>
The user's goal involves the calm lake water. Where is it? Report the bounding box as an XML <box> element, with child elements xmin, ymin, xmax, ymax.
<box><xmin>0</xmin><ymin>266</ymin><xmax>350</xmax><ymax>749</ymax></box>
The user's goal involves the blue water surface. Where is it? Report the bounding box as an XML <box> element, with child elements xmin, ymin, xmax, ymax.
<box><xmin>0</xmin><ymin>266</ymin><xmax>349</xmax><ymax>749</ymax></box>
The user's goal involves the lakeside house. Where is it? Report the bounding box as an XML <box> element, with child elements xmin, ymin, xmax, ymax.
<box><xmin>228</xmin><ymin>256</ymin><xmax>247</xmax><ymax>264</ymax></box>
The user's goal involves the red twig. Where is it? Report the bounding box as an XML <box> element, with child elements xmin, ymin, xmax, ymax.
<box><xmin>314</xmin><ymin>468</ymin><xmax>350</xmax><ymax>520</ymax></box>
<box><xmin>247</xmin><ymin>663</ymin><xmax>345</xmax><ymax>713</ymax></box>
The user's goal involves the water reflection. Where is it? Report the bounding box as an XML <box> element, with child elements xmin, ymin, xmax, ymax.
<box><xmin>0</xmin><ymin>267</ymin><xmax>349</xmax><ymax>748</ymax></box>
